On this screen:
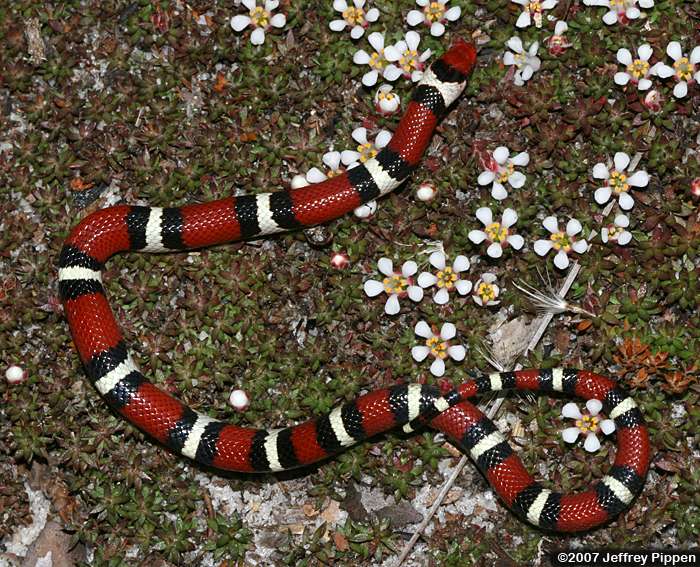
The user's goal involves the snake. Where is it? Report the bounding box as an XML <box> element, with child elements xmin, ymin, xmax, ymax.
<box><xmin>57</xmin><ymin>39</ymin><xmax>650</xmax><ymax>532</ymax></box>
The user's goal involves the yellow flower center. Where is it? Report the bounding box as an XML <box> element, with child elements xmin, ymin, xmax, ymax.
<box><xmin>575</xmin><ymin>414</ymin><xmax>599</xmax><ymax>433</ymax></box>
<box><xmin>498</xmin><ymin>162</ymin><xmax>515</xmax><ymax>183</ymax></box>
<box><xmin>609</xmin><ymin>0</ymin><xmax>635</xmax><ymax>10</ymax></box>
<box><xmin>476</xmin><ymin>282</ymin><xmax>496</xmax><ymax>302</ymax></box>
<box><xmin>609</xmin><ymin>170</ymin><xmax>629</xmax><ymax>194</ymax></box>
<box><xmin>627</xmin><ymin>58</ymin><xmax>650</xmax><ymax>79</ymax></box>
<box><xmin>607</xmin><ymin>225</ymin><xmax>623</xmax><ymax>239</ymax></box>
<box><xmin>436</xmin><ymin>267</ymin><xmax>458</xmax><ymax>289</ymax></box>
<box><xmin>513</xmin><ymin>52</ymin><xmax>526</xmax><ymax>68</ymax></box>
<box><xmin>383</xmin><ymin>274</ymin><xmax>408</xmax><ymax>295</ymax></box>
<box><xmin>485</xmin><ymin>222</ymin><xmax>508</xmax><ymax>243</ymax></box>
<box><xmin>342</xmin><ymin>6</ymin><xmax>365</xmax><ymax>25</ymax></box>
<box><xmin>357</xmin><ymin>142</ymin><xmax>377</xmax><ymax>162</ymax></box>
<box><xmin>377</xmin><ymin>91</ymin><xmax>396</xmax><ymax>102</ymax></box>
<box><xmin>673</xmin><ymin>57</ymin><xmax>694</xmax><ymax>82</ymax></box>
<box><xmin>424</xmin><ymin>1</ymin><xmax>446</xmax><ymax>22</ymax></box>
<box><xmin>526</xmin><ymin>1</ymin><xmax>542</xmax><ymax>13</ymax></box>
<box><xmin>426</xmin><ymin>335</ymin><xmax>448</xmax><ymax>359</ymax></box>
<box><xmin>369</xmin><ymin>51</ymin><xmax>386</xmax><ymax>70</ymax></box>
<box><xmin>399</xmin><ymin>49</ymin><xmax>420</xmax><ymax>73</ymax></box>
<box><xmin>249</xmin><ymin>6</ymin><xmax>270</xmax><ymax>27</ymax></box>
<box><xmin>550</xmin><ymin>231</ymin><xmax>572</xmax><ymax>252</ymax></box>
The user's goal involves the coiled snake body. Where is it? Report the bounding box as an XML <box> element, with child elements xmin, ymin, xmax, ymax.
<box><xmin>58</xmin><ymin>40</ymin><xmax>650</xmax><ymax>532</ymax></box>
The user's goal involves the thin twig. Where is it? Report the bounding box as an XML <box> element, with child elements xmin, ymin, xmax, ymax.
<box><xmin>394</xmin><ymin>263</ymin><xmax>584</xmax><ymax>566</ymax></box>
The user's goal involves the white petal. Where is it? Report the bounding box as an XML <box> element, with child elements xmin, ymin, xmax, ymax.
<box><xmin>638</xmin><ymin>0</ymin><xmax>653</xmax><ymax>6</ymax></box>
<box><xmin>405</xmin><ymin>30</ymin><xmax>420</xmax><ymax>51</ymax></box>
<box><xmin>592</xmin><ymin>163</ymin><xmax>610</xmax><ymax>179</ymax></box>
<box><xmin>584</xmin><ymin>433</ymin><xmax>601</xmax><ymax>452</ymax></box>
<box><xmin>491</xmin><ymin>183</ymin><xmax>508</xmax><ymax>200</ymax></box>
<box><xmin>383</xmin><ymin>45</ymin><xmax>402</xmax><ymax>62</ymax></box>
<box><xmin>480</xmin><ymin>272</ymin><xmax>496</xmax><ymax>283</ymax></box>
<box><xmin>512</xmin><ymin>0</ymin><xmax>528</xmax><ymax>4</ymax></box>
<box><xmin>412</xmin><ymin>345</ymin><xmax>431</xmax><ymax>362</ymax></box>
<box><xmin>602</xmin><ymin>10</ymin><xmax>618</xmax><ymax>24</ymax></box>
<box><xmin>362</xmin><ymin>69</ymin><xmax>379</xmax><ymax>86</ymax></box>
<box><xmin>601</xmin><ymin>228</ymin><xmax>609</xmax><ymax>243</ymax></box>
<box><xmin>528</xmin><ymin>41</ymin><xmax>539</xmax><ymax>56</ymax></box>
<box><xmin>411</xmin><ymin>70</ymin><xmax>424</xmax><ymax>82</ymax></box>
<box><xmin>487</xmin><ymin>242</ymin><xmax>503</xmax><ymax>258</ymax></box>
<box><xmin>615</xmin><ymin>214</ymin><xmax>630</xmax><ymax>228</ymax></box>
<box><xmin>478</xmin><ymin>170</ymin><xmax>496</xmax><ymax>185</ymax></box>
<box><xmin>520</xmin><ymin>65</ymin><xmax>534</xmax><ymax>82</ymax></box>
<box><xmin>627</xmin><ymin>170</ymin><xmax>649</xmax><ymax>187</ymax></box>
<box><xmin>306</xmin><ymin>167</ymin><xmax>327</xmax><ymax>184</ymax></box>
<box><xmin>418</xmin><ymin>272</ymin><xmax>438</xmax><ymax>288</ymax></box>
<box><xmin>364</xmin><ymin>280</ymin><xmax>384</xmax><ymax>297</ymax></box>
<box><xmin>334</xmin><ymin>0</ymin><xmax>349</xmax><ymax>11</ymax></box>
<box><xmin>543</xmin><ymin>216</ymin><xmax>559</xmax><ymax>234</ymax></box>
<box><xmin>664</xmin><ymin>41</ymin><xmax>683</xmax><ymax>62</ymax></box>
<box><xmin>231</xmin><ymin>15</ymin><xmax>251</xmax><ymax>31</ymax></box>
<box><xmin>600</xmin><ymin>419</ymin><xmax>616</xmax><ymax>435</ymax></box>
<box><xmin>533</xmin><ymin>239</ymin><xmax>553</xmax><ymax>256</ymax></box>
<box><xmin>507</xmin><ymin>234</ymin><xmax>524</xmax><ymax>249</ymax></box>
<box><xmin>614</xmin><ymin>72</ymin><xmax>631</xmax><ymax>86</ymax></box>
<box><xmin>571</xmin><ymin>240</ymin><xmax>588</xmax><ymax>254</ymax></box>
<box><xmin>614</xmin><ymin>151</ymin><xmax>630</xmax><ymax>172</ymax></box>
<box><xmin>341</xmin><ymin>150</ymin><xmax>361</xmax><ymax>165</ymax></box>
<box><xmin>445</xmin><ymin>6</ymin><xmax>461</xmax><ymax>20</ymax></box>
<box><xmin>375</xmin><ymin>130</ymin><xmax>392</xmax><ymax>149</ymax></box>
<box><xmin>452</xmin><ymin>255</ymin><xmax>469</xmax><ymax>273</ymax></box>
<box><xmin>448</xmin><ymin>345</ymin><xmax>466</xmax><ymax>361</ymax></box>
<box><xmin>440</xmin><ymin>323</ymin><xmax>457</xmax><ymax>340</ymax></box>
<box><xmin>408</xmin><ymin>285</ymin><xmax>424</xmax><ymax>302</ymax></box>
<box><xmin>515</xmin><ymin>12</ymin><xmax>531</xmax><ymax>28</ymax></box>
<box><xmin>566</xmin><ymin>218</ymin><xmax>582</xmax><ymax>236</ymax></box>
<box><xmin>554</xmin><ymin>250</ymin><xmax>569</xmax><ymax>270</ymax></box>
<box><xmin>511</xmin><ymin>151</ymin><xmax>529</xmax><ymax>166</ymax></box>
<box><xmin>617</xmin><ymin>48</ymin><xmax>633</xmax><ymax>66</ymax></box>
<box><xmin>264</xmin><ymin>0</ymin><xmax>279</xmax><ymax>11</ymax></box>
<box><xmin>475</xmin><ymin>206</ymin><xmax>493</xmax><ymax>226</ymax></box>
<box><xmin>502</xmin><ymin>208</ymin><xmax>518</xmax><ymax>228</ymax></box>
<box><xmin>323</xmin><ymin>151</ymin><xmax>341</xmax><ymax>171</ymax></box>
<box><xmin>354</xmin><ymin>0</ymin><xmax>366</xmax><ymax>7</ymax></box>
<box><xmin>455</xmin><ymin>279</ymin><xmax>472</xmax><ymax>295</ymax></box>
<box><xmin>507</xmin><ymin>36</ymin><xmax>524</xmax><ymax>54</ymax></box>
<box><xmin>415</xmin><ymin>320</ymin><xmax>433</xmax><ymax>338</ymax></box>
<box><xmin>638</xmin><ymin>44</ymin><xmax>653</xmax><ymax>61</ymax></box>
<box><xmin>377</xmin><ymin>257</ymin><xmax>394</xmax><ymax>276</ymax></box>
<box><xmin>366</xmin><ymin>8</ymin><xmax>380</xmax><ymax>21</ymax></box>
<box><xmin>329</xmin><ymin>19</ymin><xmax>348</xmax><ymax>31</ymax></box>
<box><xmin>429</xmin><ymin>251</ymin><xmax>446</xmax><ymax>270</ymax></box>
<box><xmin>406</xmin><ymin>10</ymin><xmax>425</xmax><ymax>26</ymax></box>
<box><xmin>586</xmin><ymin>398</ymin><xmax>603</xmax><ymax>416</ymax></box>
<box><xmin>384</xmin><ymin>294</ymin><xmax>400</xmax><ymax>315</ymax></box>
<box><xmin>352</xmin><ymin>127</ymin><xmax>368</xmax><ymax>145</ymax></box>
<box><xmin>542</xmin><ymin>0</ymin><xmax>558</xmax><ymax>7</ymax></box>
<box><xmin>430</xmin><ymin>358</ymin><xmax>446</xmax><ymax>377</ymax></box>
<box><xmin>508</xmin><ymin>171</ymin><xmax>526</xmax><ymax>188</ymax></box>
<box><xmin>291</xmin><ymin>174</ymin><xmax>309</xmax><ymax>189</ymax></box>
<box><xmin>402</xmin><ymin>261</ymin><xmax>418</xmax><ymax>277</ymax></box>
<box><xmin>595</xmin><ymin>186</ymin><xmax>612</xmax><ymax>205</ymax></box>
<box><xmin>554</xmin><ymin>21</ymin><xmax>568</xmax><ymax>35</ymax></box>
<box><xmin>562</xmin><ymin>427</ymin><xmax>581</xmax><ymax>443</ymax></box>
<box><xmin>618</xmin><ymin>192</ymin><xmax>634</xmax><ymax>210</ymax></box>
<box><xmin>383</xmin><ymin>65</ymin><xmax>403</xmax><ymax>81</ymax></box>
<box><xmin>242</xmin><ymin>0</ymin><xmax>256</xmax><ymax>10</ymax></box>
<box><xmin>562</xmin><ymin>402</ymin><xmax>583</xmax><ymax>419</ymax></box>
<box><xmin>638</xmin><ymin>78</ymin><xmax>652</xmax><ymax>91</ymax></box>
<box><xmin>270</xmin><ymin>13</ymin><xmax>286</xmax><ymax>27</ymax></box>
<box><xmin>673</xmin><ymin>81</ymin><xmax>688</xmax><ymax>98</ymax></box>
<box><xmin>472</xmin><ymin>295</ymin><xmax>484</xmax><ymax>306</ymax></box>
<box><xmin>368</xmin><ymin>31</ymin><xmax>384</xmax><ymax>52</ymax></box>
<box><xmin>503</xmin><ymin>52</ymin><xmax>516</xmax><ymax>66</ymax></box>
<box><xmin>430</xmin><ymin>21</ymin><xmax>445</xmax><ymax>36</ymax></box>
<box><xmin>493</xmin><ymin>146</ymin><xmax>510</xmax><ymax>164</ymax></box>
<box><xmin>353</xmin><ymin>49</ymin><xmax>371</xmax><ymax>65</ymax></box>
<box><xmin>250</xmin><ymin>27</ymin><xmax>266</xmax><ymax>45</ymax></box>
<box><xmin>691</xmin><ymin>46</ymin><xmax>700</xmax><ymax>64</ymax></box>
<box><xmin>626</xmin><ymin>6</ymin><xmax>641</xmax><ymax>18</ymax></box>
<box><xmin>651</xmin><ymin>63</ymin><xmax>674</xmax><ymax>78</ymax></box>
<box><xmin>350</xmin><ymin>25</ymin><xmax>364</xmax><ymax>39</ymax></box>
<box><xmin>434</xmin><ymin>287</ymin><xmax>449</xmax><ymax>305</ymax></box>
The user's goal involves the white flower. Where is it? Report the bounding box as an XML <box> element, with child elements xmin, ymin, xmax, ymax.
<box><xmin>406</xmin><ymin>0</ymin><xmax>461</xmax><ymax>37</ymax></box>
<box><xmin>417</xmin><ymin>252</ymin><xmax>472</xmax><ymax>305</ymax></box>
<box><xmin>546</xmin><ymin>21</ymin><xmax>572</xmax><ymax>55</ymax></box>
<box><xmin>512</xmin><ymin>0</ymin><xmax>558</xmax><ymax>28</ymax></box>
<box><xmin>468</xmin><ymin>207</ymin><xmax>524</xmax><ymax>258</ymax></box>
<box><xmin>291</xmin><ymin>151</ymin><xmax>345</xmax><ymax>189</ymax></box>
<box><xmin>472</xmin><ymin>273</ymin><xmax>500</xmax><ymax>306</ymax></box>
<box><xmin>229</xmin><ymin>389</ymin><xmax>250</xmax><ymax>411</ymax></box>
<box><xmin>374</xmin><ymin>84</ymin><xmax>401</xmax><ymax>115</ymax></box>
<box><xmin>354</xmin><ymin>200</ymin><xmax>378</xmax><ymax>219</ymax></box>
<box><xmin>341</xmin><ymin>127</ymin><xmax>392</xmax><ymax>168</ymax></box>
<box><xmin>561</xmin><ymin>399</ymin><xmax>615</xmax><ymax>453</ymax></box>
<box><xmin>650</xmin><ymin>41</ymin><xmax>700</xmax><ymax>99</ymax></box>
<box><xmin>534</xmin><ymin>217</ymin><xmax>588</xmax><ymax>270</ymax></box>
<box><xmin>364</xmin><ymin>258</ymin><xmax>424</xmax><ymax>315</ymax></box>
<box><xmin>592</xmin><ymin>152</ymin><xmax>649</xmax><ymax>210</ymax></box>
<box><xmin>583</xmin><ymin>0</ymin><xmax>654</xmax><ymax>25</ymax></box>
<box><xmin>412</xmin><ymin>321</ymin><xmax>466</xmax><ymax>377</ymax></box>
<box><xmin>329</xmin><ymin>0</ymin><xmax>380</xmax><ymax>39</ymax></box>
<box><xmin>503</xmin><ymin>37</ymin><xmax>541</xmax><ymax>86</ymax></box>
<box><xmin>353</xmin><ymin>32</ymin><xmax>402</xmax><ymax>86</ymax></box>
<box><xmin>5</xmin><ymin>365</ymin><xmax>26</xmax><ymax>384</ymax></box>
<box><xmin>230</xmin><ymin>0</ymin><xmax>286</xmax><ymax>45</ymax></box>
<box><xmin>477</xmin><ymin>146</ymin><xmax>529</xmax><ymax>200</ymax></box>
<box><xmin>385</xmin><ymin>31</ymin><xmax>432</xmax><ymax>82</ymax></box>
<box><xmin>614</xmin><ymin>44</ymin><xmax>655</xmax><ymax>91</ymax></box>
<box><xmin>601</xmin><ymin>214</ymin><xmax>632</xmax><ymax>245</ymax></box>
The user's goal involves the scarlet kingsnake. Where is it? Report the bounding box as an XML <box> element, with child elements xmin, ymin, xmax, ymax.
<box><xmin>57</xmin><ymin>40</ymin><xmax>650</xmax><ymax>532</ymax></box>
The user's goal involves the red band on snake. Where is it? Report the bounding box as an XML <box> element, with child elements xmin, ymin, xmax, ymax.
<box><xmin>58</xmin><ymin>40</ymin><xmax>650</xmax><ymax>532</ymax></box>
